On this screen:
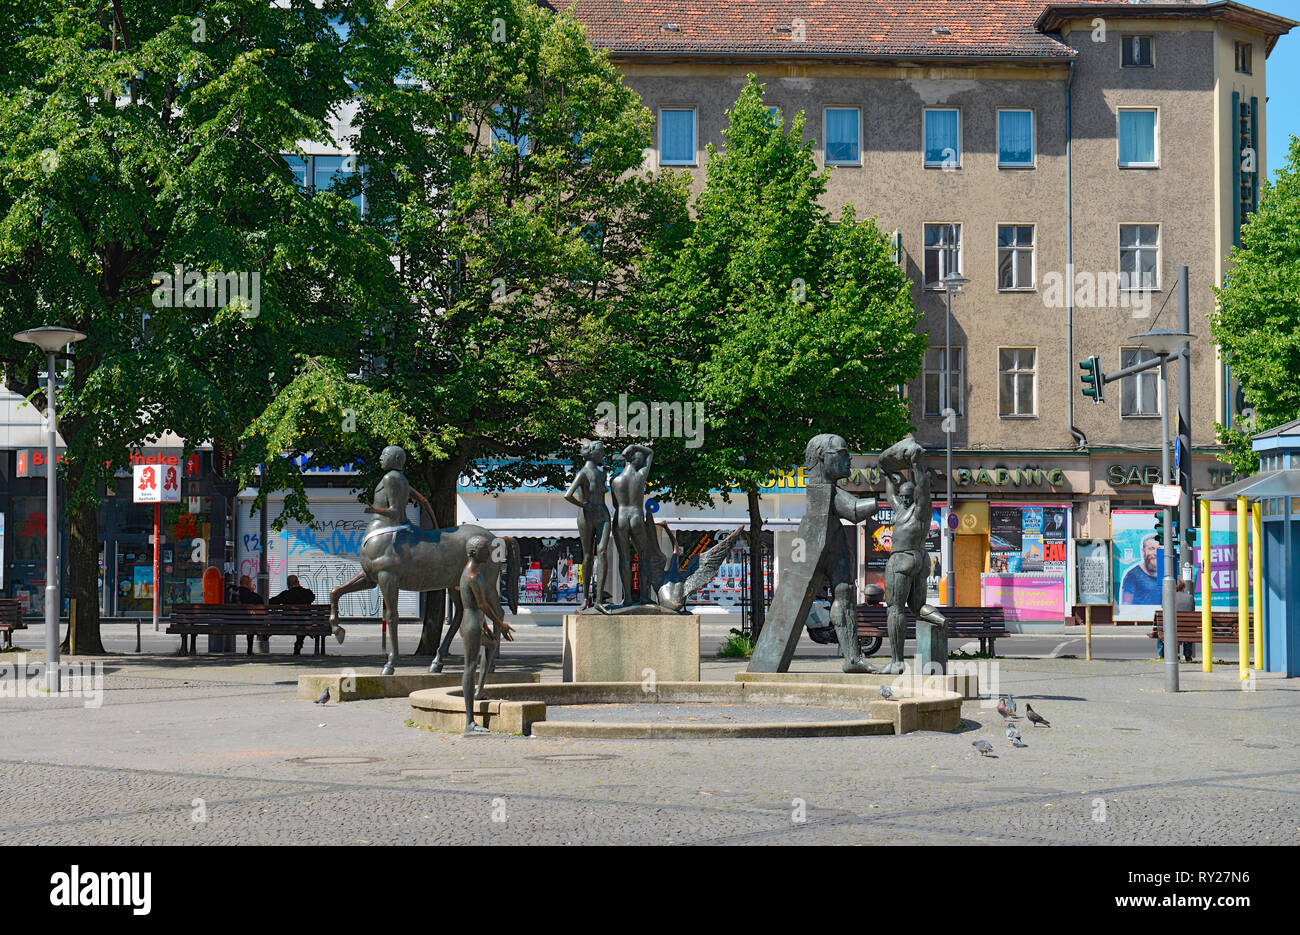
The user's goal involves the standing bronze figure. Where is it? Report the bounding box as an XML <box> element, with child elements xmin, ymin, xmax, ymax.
<box><xmin>563</xmin><ymin>440</ymin><xmax>611</xmax><ymax>611</ymax></box>
<box><xmin>748</xmin><ymin>433</ymin><xmax>880</xmax><ymax>673</ymax></box>
<box><xmin>610</xmin><ymin>442</ymin><xmax>656</xmax><ymax>605</ymax></box>
<box><xmin>877</xmin><ymin>436</ymin><xmax>948</xmax><ymax>674</ymax></box>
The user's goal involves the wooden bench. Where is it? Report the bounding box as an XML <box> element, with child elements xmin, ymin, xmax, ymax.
<box><xmin>855</xmin><ymin>604</ymin><xmax>1010</xmax><ymax>655</ymax></box>
<box><xmin>0</xmin><ymin>599</ymin><xmax>24</xmax><ymax>649</ymax></box>
<box><xmin>167</xmin><ymin>604</ymin><xmax>331</xmax><ymax>656</ymax></box>
<box><xmin>1150</xmin><ymin>610</ymin><xmax>1251</xmax><ymax>646</ymax></box>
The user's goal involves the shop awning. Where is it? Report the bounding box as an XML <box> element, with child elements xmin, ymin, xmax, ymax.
<box><xmin>1197</xmin><ymin>469</ymin><xmax>1300</xmax><ymax>501</ymax></box>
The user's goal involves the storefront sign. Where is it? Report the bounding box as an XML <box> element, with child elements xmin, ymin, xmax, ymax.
<box><xmin>848</xmin><ymin>465</ymin><xmax>1067</xmax><ymax>489</ymax></box>
<box><xmin>16</xmin><ymin>448</ymin><xmax>197</xmax><ymax>478</ymax></box>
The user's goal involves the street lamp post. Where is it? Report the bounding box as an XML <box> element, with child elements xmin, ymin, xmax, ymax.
<box><xmin>941</xmin><ymin>231</ymin><xmax>970</xmax><ymax>608</ymax></box>
<box><xmin>14</xmin><ymin>326</ymin><xmax>87</xmax><ymax>692</ymax></box>
<box><xmin>1131</xmin><ymin>329</ymin><xmax>1194</xmax><ymax>694</ymax></box>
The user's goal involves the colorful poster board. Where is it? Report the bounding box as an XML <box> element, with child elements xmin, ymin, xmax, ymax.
<box><xmin>1111</xmin><ymin>509</ymin><xmax>1250</xmax><ymax>621</ymax></box>
<box><xmin>980</xmin><ymin>574</ymin><xmax>1066</xmax><ymax>621</ymax></box>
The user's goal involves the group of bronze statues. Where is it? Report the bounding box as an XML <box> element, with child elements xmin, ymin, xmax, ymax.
<box><xmin>335</xmin><ymin>431</ymin><xmax>945</xmax><ymax>734</ymax></box>
<box><xmin>567</xmin><ymin>432</ymin><xmax>948</xmax><ymax>676</ymax></box>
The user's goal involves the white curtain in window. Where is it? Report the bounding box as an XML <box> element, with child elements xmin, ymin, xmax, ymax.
<box><xmin>825</xmin><ymin>109</ymin><xmax>859</xmax><ymax>163</ymax></box>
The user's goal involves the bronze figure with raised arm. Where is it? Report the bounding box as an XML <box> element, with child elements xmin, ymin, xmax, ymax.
<box><xmin>563</xmin><ymin>440</ymin><xmax>611</xmax><ymax>611</ymax></box>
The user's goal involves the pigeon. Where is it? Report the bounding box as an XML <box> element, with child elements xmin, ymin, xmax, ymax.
<box><xmin>880</xmin><ymin>685</ymin><xmax>896</xmax><ymax>701</ymax></box>
<box><xmin>314</xmin><ymin>687</ymin><xmax>330</xmax><ymax>705</ymax></box>
<box><xmin>972</xmin><ymin>740</ymin><xmax>994</xmax><ymax>757</ymax></box>
<box><xmin>1006</xmin><ymin>694</ymin><xmax>1017</xmax><ymax>716</ymax></box>
<box><xmin>1025</xmin><ymin>704</ymin><xmax>1050</xmax><ymax>727</ymax></box>
<box><xmin>996</xmin><ymin>697</ymin><xmax>1013</xmax><ymax>719</ymax></box>
<box><xmin>1006</xmin><ymin>723</ymin><xmax>1027</xmax><ymax>747</ymax></box>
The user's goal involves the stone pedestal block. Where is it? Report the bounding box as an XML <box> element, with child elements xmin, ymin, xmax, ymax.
<box><xmin>917</xmin><ymin>621</ymin><xmax>948</xmax><ymax>675</ymax></box>
<box><xmin>562</xmin><ymin>614</ymin><xmax>700</xmax><ymax>682</ymax></box>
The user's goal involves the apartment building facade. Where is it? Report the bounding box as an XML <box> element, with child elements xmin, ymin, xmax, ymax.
<box><xmin>521</xmin><ymin>0</ymin><xmax>1292</xmax><ymax>616</ymax></box>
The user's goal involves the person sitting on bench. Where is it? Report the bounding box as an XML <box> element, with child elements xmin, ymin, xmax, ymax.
<box><xmin>271</xmin><ymin>575</ymin><xmax>317</xmax><ymax>655</ymax></box>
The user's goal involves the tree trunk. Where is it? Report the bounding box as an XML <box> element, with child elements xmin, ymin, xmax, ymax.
<box><xmin>414</xmin><ymin>454</ymin><xmax>469</xmax><ymax>655</ymax></box>
<box><xmin>746</xmin><ymin>487</ymin><xmax>765</xmax><ymax>638</ymax></box>
<box><xmin>63</xmin><ymin>459</ymin><xmax>105</xmax><ymax>654</ymax></box>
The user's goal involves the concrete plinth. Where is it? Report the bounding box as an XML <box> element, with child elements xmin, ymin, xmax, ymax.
<box><xmin>734</xmin><ymin>669</ymin><xmax>979</xmax><ymax>700</ymax></box>
<box><xmin>562</xmin><ymin>613</ymin><xmax>699</xmax><ymax>682</ymax></box>
<box><xmin>297</xmin><ymin>671</ymin><xmax>540</xmax><ymax>703</ymax></box>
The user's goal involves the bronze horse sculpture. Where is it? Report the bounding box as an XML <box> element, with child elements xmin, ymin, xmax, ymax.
<box><xmin>328</xmin><ymin>446</ymin><xmax>519</xmax><ymax>675</ymax></box>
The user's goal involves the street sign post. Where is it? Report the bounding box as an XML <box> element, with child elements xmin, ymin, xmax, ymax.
<box><xmin>134</xmin><ymin>464</ymin><xmax>181</xmax><ymax>648</ymax></box>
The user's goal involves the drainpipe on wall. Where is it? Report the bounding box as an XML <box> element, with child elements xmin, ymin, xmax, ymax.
<box><xmin>1066</xmin><ymin>56</ymin><xmax>1087</xmax><ymax>450</ymax></box>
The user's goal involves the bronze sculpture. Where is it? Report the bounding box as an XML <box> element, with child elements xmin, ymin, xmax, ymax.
<box><xmin>458</xmin><ymin>535</ymin><xmax>515</xmax><ymax>735</ymax></box>
<box><xmin>747</xmin><ymin>433</ymin><xmax>880</xmax><ymax>673</ymax></box>
<box><xmin>877</xmin><ymin>436</ymin><xmax>948</xmax><ymax>674</ymax></box>
<box><xmin>611</xmin><ymin>442</ymin><xmax>657</xmax><ymax>605</ymax></box>
<box><xmin>563</xmin><ymin>440</ymin><xmax>611</xmax><ymax>611</ymax></box>
<box><xmin>328</xmin><ymin>446</ymin><xmax>519</xmax><ymax>675</ymax></box>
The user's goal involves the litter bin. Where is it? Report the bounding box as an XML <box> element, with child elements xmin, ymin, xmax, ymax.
<box><xmin>202</xmin><ymin>566</ymin><xmax>235</xmax><ymax>654</ymax></box>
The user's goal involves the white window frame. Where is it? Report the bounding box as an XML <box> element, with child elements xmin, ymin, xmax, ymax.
<box><xmin>923</xmin><ymin>346</ymin><xmax>963</xmax><ymax>418</ymax></box>
<box><xmin>658</xmin><ymin>106</ymin><xmax>698</xmax><ymax>167</ymax></box>
<box><xmin>923</xmin><ymin>107</ymin><xmax>962</xmax><ymax>169</ymax></box>
<box><xmin>996</xmin><ymin>109</ymin><xmax>1036</xmax><ymax>169</ymax></box>
<box><xmin>1120</xmin><ymin>347</ymin><xmax>1162</xmax><ymax>417</ymax></box>
<box><xmin>1117</xmin><ymin>106</ymin><xmax>1160</xmax><ymax>169</ymax></box>
<box><xmin>996</xmin><ymin>223</ymin><xmax>1036</xmax><ymax>291</ymax></box>
<box><xmin>823</xmin><ymin>107</ymin><xmax>862</xmax><ymax>166</ymax></box>
<box><xmin>998</xmin><ymin>347</ymin><xmax>1038</xmax><ymax>419</ymax></box>
<box><xmin>923</xmin><ymin>222</ymin><xmax>962</xmax><ymax>290</ymax></box>
<box><xmin>1119</xmin><ymin>223</ymin><xmax>1161</xmax><ymax>292</ymax></box>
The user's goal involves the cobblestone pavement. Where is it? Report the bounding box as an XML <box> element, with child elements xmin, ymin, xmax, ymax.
<box><xmin>0</xmin><ymin>630</ymin><xmax>1293</xmax><ymax>845</ymax></box>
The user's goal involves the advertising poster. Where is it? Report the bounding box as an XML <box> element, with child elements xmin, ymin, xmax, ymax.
<box><xmin>132</xmin><ymin>565</ymin><xmax>154</xmax><ymax>600</ymax></box>
<box><xmin>989</xmin><ymin>506</ymin><xmax>1023</xmax><ymax>572</ymax></box>
<box><xmin>1020</xmin><ymin>506</ymin><xmax>1044</xmax><ymax>572</ymax></box>
<box><xmin>980</xmin><ymin>574</ymin><xmax>1066</xmax><ymax>621</ymax></box>
<box><xmin>1112</xmin><ymin>510</ymin><xmax>1250</xmax><ymax>620</ymax></box>
<box><xmin>1042</xmin><ymin>506</ymin><xmax>1069</xmax><ymax>574</ymax></box>
<box><xmin>864</xmin><ymin>507</ymin><xmax>943</xmax><ymax>584</ymax></box>
<box><xmin>1076</xmin><ymin>540</ymin><xmax>1112</xmax><ymax>604</ymax></box>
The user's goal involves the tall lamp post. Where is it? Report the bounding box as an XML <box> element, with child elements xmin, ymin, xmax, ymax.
<box><xmin>1130</xmin><ymin>328</ymin><xmax>1194</xmax><ymax>693</ymax></box>
<box><xmin>14</xmin><ymin>326</ymin><xmax>87</xmax><ymax>692</ymax></box>
<box><xmin>941</xmin><ymin>229</ymin><xmax>970</xmax><ymax>607</ymax></box>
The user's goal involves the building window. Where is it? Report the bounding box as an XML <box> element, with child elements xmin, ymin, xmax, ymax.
<box><xmin>923</xmin><ymin>347</ymin><xmax>963</xmax><ymax>417</ymax></box>
<box><xmin>923</xmin><ymin>223</ymin><xmax>961</xmax><ymax>288</ymax></box>
<box><xmin>997</xmin><ymin>110</ymin><xmax>1035</xmax><ymax>167</ymax></box>
<box><xmin>286</xmin><ymin>154</ymin><xmax>365</xmax><ymax>214</ymax></box>
<box><xmin>1120</xmin><ymin>347</ymin><xmax>1160</xmax><ymax>416</ymax></box>
<box><xmin>1235</xmin><ymin>41</ymin><xmax>1253</xmax><ymax>75</ymax></box>
<box><xmin>824</xmin><ymin>108</ymin><xmax>861</xmax><ymax>165</ymax></box>
<box><xmin>1122</xmin><ymin>35</ymin><xmax>1153</xmax><ymax>68</ymax></box>
<box><xmin>924</xmin><ymin>108</ymin><xmax>960</xmax><ymax>168</ymax></box>
<box><xmin>998</xmin><ymin>348</ymin><xmax>1036</xmax><ymax>417</ymax></box>
<box><xmin>997</xmin><ymin>225</ymin><xmax>1034</xmax><ymax>290</ymax></box>
<box><xmin>491</xmin><ymin>106</ymin><xmax>529</xmax><ymax>154</ymax></box>
<box><xmin>659</xmin><ymin>107</ymin><xmax>697</xmax><ymax>165</ymax></box>
<box><xmin>1120</xmin><ymin>224</ymin><xmax>1160</xmax><ymax>290</ymax></box>
<box><xmin>766</xmin><ymin>105</ymin><xmax>781</xmax><ymax>127</ymax></box>
<box><xmin>1118</xmin><ymin>108</ymin><xmax>1158</xmax><ymax>167</ymax></box>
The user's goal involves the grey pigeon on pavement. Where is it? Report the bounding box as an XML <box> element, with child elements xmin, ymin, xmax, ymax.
<box><xmin>972</xmin><ymin>740</ymin><xmax>995</xmax><ymax>757</ymax></box>
<box><xmin>880</xmin><ymin>685</ymin><xmax>895</xmax><ymax>701</ymax></box>
<box><xmin>1006</xmin><ymin>723</ymin><xmax>1027</xmax><ymax>747</ymax></box>
<box><xmin>1006</xmin><ymin>694</ymin><xmax>1017</xmax><ymax>716</ymax></box>
<box><xmin>1025</xmin><ymin>704</ymin><xmax>1050</xmax><ymax>727</ymax></box>
<box><xmin>314</xmin><ymin>687</ymin><xmax>330</xmax><ymax>705</ymax></box>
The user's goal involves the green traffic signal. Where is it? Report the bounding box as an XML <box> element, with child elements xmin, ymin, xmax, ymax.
<box><xmin>1153</xmin><ymin>512</ymin><xmax>1165</xmax><ymax>546</ymax></box>
<box><xmin>1079</xmin><ymin>354</ymin><xmax>1104</xmax><ymax>403</ymax></box>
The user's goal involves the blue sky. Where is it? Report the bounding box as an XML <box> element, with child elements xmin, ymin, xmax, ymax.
<box><xmin>1255</xmin><ymin>0</ymin><xmax>1300</xmax><ymax>181</ymax></box>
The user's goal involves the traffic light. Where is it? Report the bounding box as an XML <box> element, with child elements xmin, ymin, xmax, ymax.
<box><xmin>1079</xmin><ymin>355</ymin><xmax>1105</xmax><ymax>403</ymax></box>
<box><xmin>1153</xmin><ymin>512</ymin><xmax>1165</xmax><ymax>546</ymax></box>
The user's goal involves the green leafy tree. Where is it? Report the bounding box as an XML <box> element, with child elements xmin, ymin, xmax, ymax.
<box><xmin>1212</xmin><ymin>135</ymin><xmax>1300</xmax><ymax>474</ymax></box>
<box><xmin>0</xmin><ymin>1</ymin><xmax>390</xmax><ymax>650</ymax></box>
<box><xmin>646</xmin><ymin>77</ymin><xmax>925</xmax><ymax>634</ymax></box>
<box><xmin>243</xmin><ymin>0</ymin><xmax>690</xmax><ymax>651</ymax></box>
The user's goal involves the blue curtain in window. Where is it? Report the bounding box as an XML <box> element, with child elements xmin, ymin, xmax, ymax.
<box><xmin>825</xmin><ymin>109</ymin><xmax>859</xmax><ymax>163</ymax></box>
<box><xmin>1119</xmin><ymin>111</ymin><xmax>1156</xmax><ymax>164</ymax></box>
<box><xmin>925</xmin><ymin>110</ymin><xmax>959</xmax><ymax>164</ymax></box>
<box><xmin>660</xmin><ymin>110</ymin><xmax>695</xmax><ymax>163</ymax></box>
<box><xmin>999</xmin><ymin>111</ymin><xmax>1033</xmax><ymax>165</ymax></box>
